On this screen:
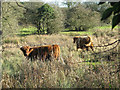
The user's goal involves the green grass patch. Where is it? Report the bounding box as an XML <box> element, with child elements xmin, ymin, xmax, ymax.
<box><xmin>81</xmin><ymin>62</ymin><xmax>102</xmax><ymax>65</ymax></box>
<box><xmin>3</xmin><ymin>38</ymin><xmax>18</xmax><ymax>44</ymax></box>
<box><xmin>60</xmin><ymin>31</ymin><xmax>93</xmax><ymax>36</ymax></box>
<box><xmin>93</xmin><ymin>25</ymin><xmax>120</xmax><ymax>30</ymax></box>
<box><xmin>16</xmin><ymin>25</ymin><xmax>120</xmax><ymax>37</ymax></box>
<box><xmin>17</xmin><ymin>26</ymin><xmax>37</xmax><ymax>36</ymax></box>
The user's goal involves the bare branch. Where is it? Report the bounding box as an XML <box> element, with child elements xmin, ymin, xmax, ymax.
<box><xmin>15</xmin><ymin>1</ymin><xmax>35</xmax><ymax>13</ymax></box>
<box><xmin>91</xmin><ymin>41</ymin><xmax>120</xmax><ymax>55</ymax></box>
<box><xmin>94</xmin><ymin>39</ymin><xmax>120</xmax><ymax>47</ymax></box>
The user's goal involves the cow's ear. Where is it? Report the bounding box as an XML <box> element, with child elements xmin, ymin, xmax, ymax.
<box><xmin>29</xmin><ymin>48</ymin><xmax>32</xmax><ymax>51</ymax></box>
<box><xmin>26</xmin><ymin>46</ymin><xmax>30</xmax><ymax>49</ymax></box>
<box><xmin>20</xmin><ymin>46</ymin><xmax>23</xmax><ymax>49</ymax></box>
<box><xmin>20</xmin><ymin>47</ymin><xmax>23</xmax><ymax>50</ymax></box>
<box><xmin>29</xmin><ymin>48</ymin><xmax>34</xmax><ymax>53</ymax></box>
<box><xmin>20</xmin><ymin>46</ymin><xmax>23</xmax><ymax>48</ymax></box>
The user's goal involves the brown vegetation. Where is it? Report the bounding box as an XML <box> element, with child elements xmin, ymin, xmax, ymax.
<box><xmin>2</xmin><ymin>28</ymin><xmax>120</xmax><ymax>88</ymax></box>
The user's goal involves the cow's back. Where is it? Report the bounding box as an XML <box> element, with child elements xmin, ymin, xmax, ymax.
<box><xmin>38</xmin><ymin>45</ymin><xmax>53</xmax><ymax>60</ymax></box>
<box><xmin>79</xmin><ymin>36</ymin><xmax>91</xmax><ymax>44</ymax></box>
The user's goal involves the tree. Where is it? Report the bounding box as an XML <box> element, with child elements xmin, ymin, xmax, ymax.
<box><xmin>18</xmin><ymin>3</ymin><xmax>64</xmax><ymax>34</ymax></box>
<box><xmin>36</xmin><ymin>4</ymin><xmax>55</xmax><ymax>34</ymax></box>
<box><xmin>17</xmin><ymin>2</ymin><xmax>44</xmax><ymax>34</ymax></box>
<box><xmin>84</xmin><ymin>2</ymin><xmax>111</xmax><ymax>14</ymax></box>
<box><xmin>83</xmin><ymin>2</ymin><xmax>112</xmax><ymax>26</ymax></box>
<box><xmin>63</xmin><ymin>2</ymin><xmax>77</xmax><ymax>8</ymax></box>
<box><xmin>99</xmin><ymin>1</ymin><xmax>120</xmax><ymax>29</ymax></box>
<box><xmin>2</xmin><ymin>2</ymin><xmax>25</xmax><ymax>37</ymax></box>
<box><xmin>66</xmin><ymin>3</ymin><xmax>100</xmax><ymax>31</ymax></box>
<box><xmin>47</xmin><ymin>5</ymin><xmax>64</xmax><ymax>34</ymax></box>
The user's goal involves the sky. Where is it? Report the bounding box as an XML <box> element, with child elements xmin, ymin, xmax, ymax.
<box><xmin>2</xmin><ymin>0</ymin><xmax>101</xmax><ymax>7</ymax></box>
<box><xmin>42</xmin><ymin>0</ymin><xmax>84</xmax><ymax>3</ymax></box>
<box><xmin>3</xmin><ymin>0</ymin><xmax>95</xmax><ymax>7</ymax></box>
<box><xmin>3</xmin><ymin>0</ymin><xmax>120</xmax><ymax>2</ymax></box>
<box><xmin>3</xmin><ymin>0</ymin><xmax>100</xmax><ymax>2</ymax></box>
<box><xmin>41</xmin><ymin>0</ymin><xmax>101</xmax><ymax>7</ymax></box>
<box><xmin>41</xmin><ymin>0</ymin><xmax>99</xmax><ymax>3</ymax></box>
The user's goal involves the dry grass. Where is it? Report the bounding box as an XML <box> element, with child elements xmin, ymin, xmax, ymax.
<box><xmin>1</xmin><ymin>29</ymin><xmax>120</xmax><ymax>88</ymax></box>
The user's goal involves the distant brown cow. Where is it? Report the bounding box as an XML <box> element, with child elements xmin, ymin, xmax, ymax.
<box><xmin>73</xmin><ymin>36</ymin><xmax>94</xmax><ymax>51</ymax></box>
<box><xmin>20</xmin><ymin>44</ymin><xmax>60</xmax><ymax>61</ymax></box>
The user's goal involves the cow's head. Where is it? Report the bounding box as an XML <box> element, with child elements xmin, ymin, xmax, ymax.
<box><xmin>73</xmin><ymin>37</ymin><xmax>79</xmax><ymax>43</ymax></box>
<box><xmin>20</xmin><ymin>46</ymin><xmax>30</xmax><ymax>56</ymax></box>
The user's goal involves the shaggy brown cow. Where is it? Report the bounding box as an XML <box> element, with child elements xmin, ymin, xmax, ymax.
<box><xmin>20</xmin><ymin>45</ymin><xmax>53</xmax><ymax>61</ymax></box>
<box><xmin>73</xmin><ymin>36</ymin><xmax>94</xmax><ymax>51</ymax></box>
<box><xmin>20</xmin><ymin>44</ymin><xmax>60</xmax><ymax>61</ymax></box>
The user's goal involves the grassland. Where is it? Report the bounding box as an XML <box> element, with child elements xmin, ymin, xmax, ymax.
<box><xmin>1</xmin><ymin>26</ymin><xmax>120</xmax><ymax>88</ymax></box>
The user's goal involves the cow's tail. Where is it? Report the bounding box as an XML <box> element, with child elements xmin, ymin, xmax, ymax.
<box><xmin>87</xmin><ymin>36</ymin><xmax>94</xmax><ymax>51</ymax></box>
<box><xmin>87</xmin><ymin>36</ymin><xmax>93</xmax><ymax>45</ymax></box>
<box><xmin>59</xmin><ymin>55</ymin><xmax>65</xmax><ymax>65</ymax></box>
<box><xmin>58</xmin><ymin>49</ymin><xmax>66</xmax><ymax>65</ymax></box>
<box><xmin>53</xmin><ymin>45</ymin><xmax>65</xmax><ymax>65</ymax></box>
<box><xmin>58</xmin><ymin>45</ymin><xmax>60</xmax><ymax>58</ymax></box>
<box><xmin>87</xmin><ymin>36</ymin><xmax>91</xmax><ymax>43</ymax></box>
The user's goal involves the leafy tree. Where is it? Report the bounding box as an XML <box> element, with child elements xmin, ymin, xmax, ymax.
<box><xmin>17</xmin><ymin>2</ymin><xmax>44</xmax><ymax>34</ymax></box>
<box><xmin>99</xmin><ymin>1</ymin><xmax>120</xmax><ymax>29</ymax></box>
<box><xmin>36</xmin><ymin>4</ymin><xmax>55</xmax><ymax>34</ymax></box>
<box><xmin>0</xmin><ymin>1</ymin><xmax>1</xmax><ymax>29</ymax></box>
<box><xmin>19</xmin><ymin>3</ymin><xmax>64</xmax><ymax>34</ymax></box>
<box><xmin>47</xmin><ymin>5</ymin><xmax>64</xmax><ymax>34</ymax></box>
<box><xmin>63</xmin><ymin>1</ymin><xmax>77</xmax><ymax>8</ymax></box>
<box><xmin>84</xmin><ymin>2</ymin><xmax>111</xmax><ymax>14</ymax></box>
<box><xmin>66</xmin><ymin>3</ymin><xmax>100</xmax><ymax>31</ymax></box>
<box><xmin>83</xmin><ymin>2</ymin><xmax>112</xmax><ymax>26</ymax></box>
<box><xmin>60</xmin><ymin>7</ymin><xmax>69</xmax><ymax>29</ymax></box>
<box><xmin>2</xmin><ymin>2</ymin><xmax>25</xmax><ymax>37</ymax></box>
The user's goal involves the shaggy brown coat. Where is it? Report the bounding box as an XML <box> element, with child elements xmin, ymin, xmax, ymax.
<box><xmin>20</xmin><ymin>45</ymin><xmax>60</xmax><ymax>61</ymax></box>
<box><xmin>52</xmin><ymin>44</ymin><xmax>60</xmax><ymax>59</ymax></box>
<box><xmin>73</xmin><ymin>36</ymin><xmax>94</xmax><ymax>51</ymax></box>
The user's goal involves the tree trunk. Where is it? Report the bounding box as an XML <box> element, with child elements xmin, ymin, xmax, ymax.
<box><xmin>75</xmin><ymin>27</ymin><xmax>77</xmax><ymax>31</ymax></box>
<box><xmin>118</xmin><ymin>23</ymin><xmax>120</xmax><ymax>81</ymax></box>
<box><xmin>46</xmin><ymin>20</ymin><xmax>49</xmax><ymax>34</ymax></box>
<box><xmin>42</xmin><ymin>23</ymin><xmax>45</xmax><ymax>34</ymax></box>
<box><xmin>37</xmin><ymin>22</ymin><xmax>41</xmax><ymax>35</ymax></box>
<box><xmin>79</xmin><ymin>27</ymin><xmax>81</xmax><ymax>31</ymax></box>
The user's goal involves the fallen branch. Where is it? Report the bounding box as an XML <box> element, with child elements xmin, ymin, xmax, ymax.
<box><xmin>91</xmin><ymin>41</ymin><xmax>120</xmax><ymax>55</ymax></box>
<box><xmin>93</xmin><ymin>39</ymin><xmax>120</xmax><ymax>47</ymax></box>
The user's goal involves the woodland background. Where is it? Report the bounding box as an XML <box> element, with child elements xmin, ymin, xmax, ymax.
<box><xmin>1</xmin><ymin>1</ymin><xmax>120</xmax><ymax>88</ymax></box>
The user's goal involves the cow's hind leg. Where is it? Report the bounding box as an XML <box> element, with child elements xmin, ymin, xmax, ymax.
<box><xmin>47</xmin><ymin>54</ymin><xmax>52</xmax><ymax>61</ymax></box>
<box><xmin>90</xmin><ymin>46</ymin><xmax>94</xmax><ymax>51</ymax></box>
<box><xmin>76</xmin><ymin>46</ymin><xmax>79</xmax><ymax>51</ymax></box>
<box><xmin>30</xmin><ymin>57</ymin><xmax>33</xmax><ymax>62</ymax></box>
<box><xmin>86</xmin><ymin>47</ymin><xmax>89</xmax><ymax>51</ymax></box>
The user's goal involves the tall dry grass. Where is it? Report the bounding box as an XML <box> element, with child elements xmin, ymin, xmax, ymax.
<box><xmin>2</xmin><ymin>30</ymin><xmax>120</xmax><ymax>88</ymax></box>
